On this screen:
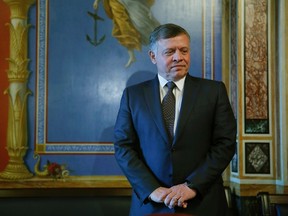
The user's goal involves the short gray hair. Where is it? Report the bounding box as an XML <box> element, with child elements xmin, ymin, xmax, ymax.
<box><xmin>149</xmin><ymin>23</ymin><xmax>191</xmax><ymax>51</ymax></box>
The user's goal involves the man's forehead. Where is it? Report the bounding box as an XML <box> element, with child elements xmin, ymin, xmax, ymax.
<box><xmin>157</xmin><ymin>36</ymin><xmax>190</xmax><ymax>49</ymax></box>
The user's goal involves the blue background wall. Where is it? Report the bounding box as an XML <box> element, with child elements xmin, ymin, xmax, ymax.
<box><xmin>25</xmin><ymin>0</ymin><xmax>223</xmax><ymax>176</ymax></box>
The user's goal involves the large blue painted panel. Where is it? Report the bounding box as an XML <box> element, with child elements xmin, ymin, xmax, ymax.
<box><xmin>46</xmin><ymin>0</ymin><xmax>207</xmax><ymax>143</ymax></box>
<box><xmin>26</xmin><ymin>0</ymin><xmax>223</xmax><ymax>176</ymax></box>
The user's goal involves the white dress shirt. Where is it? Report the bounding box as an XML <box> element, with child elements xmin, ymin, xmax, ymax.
<box><xmin>158</xmin><ymin>74</ymin><xmax>186</xmax><ymax>134</ymax></box>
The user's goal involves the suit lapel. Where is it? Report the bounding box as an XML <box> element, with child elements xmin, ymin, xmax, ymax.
<box><xmin>144</xmin><ymin>77</ymin><xmax>170</xmax><ymax>144</ymax></box>
<box><xmin>174</xmin><ymin>76</ymin><xmax>200</xmax><ymax>143</ymax></box>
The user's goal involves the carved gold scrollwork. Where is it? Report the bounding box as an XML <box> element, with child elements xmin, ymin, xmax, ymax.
<box><xmin>33</xmin><ymin>153</ymin><xmax>49</xmax><ymax>177</ymax></box>
<box><xmin>6</xmin><ymin>23</ymin><xmax>31</xmax><ymax>81</ymax></box>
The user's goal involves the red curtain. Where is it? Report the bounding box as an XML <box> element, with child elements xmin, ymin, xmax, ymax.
<box><xmin>0</xmin><ymin>1</ymin><xmax>10</xmax><ymax>170</ymax></box>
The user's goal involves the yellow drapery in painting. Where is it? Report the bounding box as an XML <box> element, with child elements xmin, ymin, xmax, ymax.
<box><xmin>103</xmin><ymin>0</ymin><xmax>142</xmax><ymax>51</ymax></box>
<box><xmin>96</xmin><ymin>0</ymin><xmax>159</xmax><ymax>67</ymax></box>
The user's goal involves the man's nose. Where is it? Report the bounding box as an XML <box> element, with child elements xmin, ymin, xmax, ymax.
<box><xmin>173</xmin><ymin>50</ymin><xmax>183</xmax><ymax>61</ymax></box>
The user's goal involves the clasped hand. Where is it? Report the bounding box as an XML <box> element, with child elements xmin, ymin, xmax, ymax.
<box><xmin>149</xmin><ymin>183</ymin><xmax>197</xmax><ymax>209</ymax></box>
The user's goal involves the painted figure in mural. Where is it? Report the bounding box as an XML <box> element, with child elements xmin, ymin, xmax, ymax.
<box><xmin>114</xmin><ymin>23</ymin><xmax>237</xmax><ymax>215</ymax></box>
<box><xmin>93</xmin><ymin>0</ymin><xmax>160</xmax><ymax>67</ymax></box>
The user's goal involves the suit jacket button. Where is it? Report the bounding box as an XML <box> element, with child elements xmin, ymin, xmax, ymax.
<box><xmin>171</xmin><ymin>148</ymin><xmax>176</xmax><ymax>152</ymax></box>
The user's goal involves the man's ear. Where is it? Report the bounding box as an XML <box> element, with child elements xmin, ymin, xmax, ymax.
<box><xmin>148</xmin><ymin>50</ymin><xmax>157</xmax><ymax>64</ymax></box>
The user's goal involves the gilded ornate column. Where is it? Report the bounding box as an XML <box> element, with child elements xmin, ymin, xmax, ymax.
<box><xmin>0</xmin><ymin>0</ymin><xmax>35</xmax><ymax>179</ymax></box>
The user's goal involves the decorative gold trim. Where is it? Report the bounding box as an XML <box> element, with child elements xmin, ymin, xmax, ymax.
<box><xmin>230</xmin><ymin>182</ymin><xmax>288</xmax><ymax>196</ymax></box>
<box><xmin>0</xmin><ymin>175</ymin><xmax>131</xmax><ymax>189</ymax></box>
<box><xmin>0</xmin><ymin>176</ymin><xmax>132</xmax><ymax>197</ymax></box>
<box><xmin>35</xmin><ymin>143</ymin><xmax>46</xmax><ymax>153</ymax></box>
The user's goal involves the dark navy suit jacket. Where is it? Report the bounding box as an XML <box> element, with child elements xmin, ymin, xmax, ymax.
<box><xmin>114</xmin><ymin>74</ymin><xmax>237</xmax><ymax>216</ymax></box>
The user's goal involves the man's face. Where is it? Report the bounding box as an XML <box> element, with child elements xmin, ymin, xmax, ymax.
<box><xmin>149</xmin><ymin>34</ymin><xmax>190</xmax><ymax>81</ymax></box>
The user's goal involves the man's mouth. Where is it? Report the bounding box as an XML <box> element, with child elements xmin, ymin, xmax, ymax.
<box><xmin>171</xmin><ymin>65</ymin><xmax>185</xmax><ymax>69</ymax></box>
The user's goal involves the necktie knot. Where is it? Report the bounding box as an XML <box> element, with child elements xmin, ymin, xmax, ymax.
<box><xmin>166</xmin><ymin>81</ymin><xmax>176</xmax><ymax>91</ymax></box>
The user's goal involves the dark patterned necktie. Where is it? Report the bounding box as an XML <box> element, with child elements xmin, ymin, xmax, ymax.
<box><xmin>162</xmin><ymin>81</ymin><xmax>176</xmax><ymax>139</ymax></box>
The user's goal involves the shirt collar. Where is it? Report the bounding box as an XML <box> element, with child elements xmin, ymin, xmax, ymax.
<box><xmin>158</xmin><ymin>74</ymin><xmax>186</xmax><ymax>92</ymax></box>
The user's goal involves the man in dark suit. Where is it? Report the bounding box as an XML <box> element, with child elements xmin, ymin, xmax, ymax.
<box><xmin>114</xmin><ymin>23</ymin><xmax>237</xmax><ymax>216</ymax></box>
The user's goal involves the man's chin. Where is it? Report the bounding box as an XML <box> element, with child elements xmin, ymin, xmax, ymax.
<box><xmin>169</xmin><ymin>71</ymin><xmax>188</xmax><ymax>81</ymax></box>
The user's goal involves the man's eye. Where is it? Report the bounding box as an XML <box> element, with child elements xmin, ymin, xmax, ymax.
<box><xmin>164</xmin><ymin>50</ymin><xmax>174</xmax><ymax>55</ymax></box>
<box><xmin>181</xmin><ymin>49</ymin><xmax>189</xmax><ymax>54</ymax></box>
